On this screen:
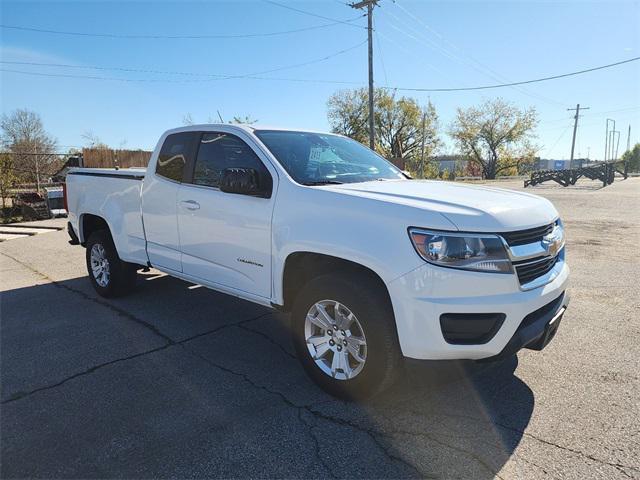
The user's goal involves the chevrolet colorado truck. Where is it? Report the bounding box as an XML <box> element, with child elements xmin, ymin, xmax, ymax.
<box><xmin>65</xmin><ymin>125</ymin><xmax>569</xmax><ymax>399</ymax></box>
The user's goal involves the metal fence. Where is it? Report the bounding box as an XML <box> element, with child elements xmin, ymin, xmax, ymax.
<box><xmin>524</xmin><ymin>160</ymin><xmax>628</xmax><ymax>188</ymax></box>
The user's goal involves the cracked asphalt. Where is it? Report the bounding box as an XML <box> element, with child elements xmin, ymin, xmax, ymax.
<box><xmin>1</xmin><ymin>178</ymin><xmax>639</xmax><ymax>479</ymax></box>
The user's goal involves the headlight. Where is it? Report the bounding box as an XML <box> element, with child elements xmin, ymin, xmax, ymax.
<box><xmin>408</xmin><ymin>228</ymin><xmax>512</xmax><ymax>273</ymax></box>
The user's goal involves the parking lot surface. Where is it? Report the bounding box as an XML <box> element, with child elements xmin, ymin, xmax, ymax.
<box><xmin>1</xmin><ymin>178</ymin><xmax>639</xmax><ymax>479</ymax></box>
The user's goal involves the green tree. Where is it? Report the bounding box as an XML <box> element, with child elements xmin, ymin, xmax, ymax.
<box><xmin>327</xmin><ymin>88</ymin><xmax>439</xmax><ymax>177</ymax></box>
<box><xmin>327</xmin><ymin>89</ymin><xmax>369</xmax><ymax>145</ymax></box>
<box><xmin>621</xmin><ymin>143</ymin><xmax>640</xmax><ymax>172</ymax></box>
<box><xmin>448</xmin><ymin>98</ymin><xmax>538</xmax><ymax>179</ymax></box>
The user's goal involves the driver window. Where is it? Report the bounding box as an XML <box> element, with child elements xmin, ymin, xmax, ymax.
<box><xmin>193</xmin><ymin>133</ymin><xmax>267</xmax><ymax>188</ymax></box>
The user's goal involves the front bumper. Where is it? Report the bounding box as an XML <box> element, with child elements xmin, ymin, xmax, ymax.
<box><xmin>479</xmin><ymin>291</ymin><xmax>568</xmax><ymax>362</ymax></box>
<box><xmin>387</xmin><ymin>256</ymin><xmax>570</xmax><ymax>360</ymax></box>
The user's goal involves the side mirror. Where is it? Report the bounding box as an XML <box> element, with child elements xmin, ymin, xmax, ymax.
<box><xmin>220</xmin><ymin>168</ymin><xmax>268</xmax><ymax>197</ymax></box>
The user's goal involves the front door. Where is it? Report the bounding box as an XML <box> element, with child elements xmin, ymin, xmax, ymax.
<box><xmin>177</xmin><ymin>130</ymin><xmax>276</xmax><ymax>298</ymax></box>
<box><xmin>141</xmin><ymin>131</ymin><xmax>197</xmax><ymax>272</ymax></box>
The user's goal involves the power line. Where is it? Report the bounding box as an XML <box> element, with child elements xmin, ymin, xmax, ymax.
<box><xmin>1</xmin><ymin>60</ymin><xmax>226</xmax><ymax>78</ymax></box>
<box><xmin>0</xmin><ymin>17</ymin><xmax>365</xmax><ymax>39</ymax></box>
<box><xmin>2</xmin><ymin>55</ymin><xmax>637</xmax><ymax>91</ymax></box>
<box><xmin>373</xmin><ymin>17</ymin><xmax>388</xmax><ymax>87</ymax></box>
<box><xmin>380</xmin><ymin>10</ymin><xmax>544</xmax><ymax>102</ymax></box>
<box><xmin>538</xmin><ymin>111</ymin><xmax>640</xmax><ymax>132</ymax></box>
<box><xmin>384</xmin><ymin>2</ymin><xmax>543</xmax><ymax>101</ymax></box>
<box><xmin>261</xmin><ymin>0</ymin><xmax>365</xmax><ymax>27</ymax></box>
<box><xmin>0</xmin><ymin>41</ymin><xmax>367</xmax><ymax>83</ymax></box>
<box><xmin>379</xmin><ymin>8</ymin><xmax>460</xmax><ymax>65</ymax></box>
<box><xmin>385</xmin><ymin>1</ymin><xmax>629</xmax><ymax>105</ymax></box>
<box><xmin>215</xmin><ymin>40</ymin><xmax>367</xmax><ymax>77</ymax></box>
<box><xmin>378</xmin><ymin>6</ymin><xmax>564</xmax><ymax>106</ymax></box>
<box><xmin>582</xmin><ymin>106</ymin><xmax>640</xmax><ymax>116</ymax></box>
<box><xmin>542</xmin><ymin>125</ymin><xmax>572</xmax><ymax>156</ymax></box>
<box><xmin>376</xmin><ymin>30</ymin><xmax>450</xmax><ymax>80</ymax></box>
<box><xmin>541</xmin><ymin>106</ymin><xmax>640</xmax><ymax>126</ymax></box>
<box><xmin>0</xmin><ymin>67</ymin><xmax>365</xmax><ymax>86</ymax></box>
<box><xmin>2</xmin><ymin>152</ymin><xmax>70</xmax><ymax>156</ymax></box>
<box><xmin>0</xmin><ymin>68</ymin><xmax>171</xmax><ymax>83</ymax></box>
<box><xmin>386</xmin><ymin>57</ymin><xmax>640</xmax><ymax>92</ymax></box>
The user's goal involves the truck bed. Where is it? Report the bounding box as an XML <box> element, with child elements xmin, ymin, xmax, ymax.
<box><xmin>66</xmin><ymin>168</ymin><xmax>148</xmax><ymax>266</ymax></box>
<box><xmin>67</xmin><ymin>167</ymin><xmax>147</xmax><ymax>180</ymax></box>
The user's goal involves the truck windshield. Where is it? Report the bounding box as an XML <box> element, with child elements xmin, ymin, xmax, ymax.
<box><xmin>254</xmin><ymin>130</ymin><xmax>405</xmax><ymax>185</ymax></box>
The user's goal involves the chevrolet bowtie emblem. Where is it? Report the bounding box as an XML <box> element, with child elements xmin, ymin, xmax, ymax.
<box><xmin>542</xmin><ymin>227</ymin><xmax>564</xmax><ymax>256</ymax></box>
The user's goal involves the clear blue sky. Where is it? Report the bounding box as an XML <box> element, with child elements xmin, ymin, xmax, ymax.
<box><xmin>1</xmin><ymin>0</ymin><xmax>639</xmax><ymax>160</ymax></box>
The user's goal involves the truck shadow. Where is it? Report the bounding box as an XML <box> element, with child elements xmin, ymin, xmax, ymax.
<box><xmin>2</xmin><ymin>270</ymin><xmax>534</xmax><ymax>478</ymax></box>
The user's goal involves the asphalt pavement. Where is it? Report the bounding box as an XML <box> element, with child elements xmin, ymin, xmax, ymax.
<box><xmin>1</xmin><ymin>178</ymin><xmax>638</xmax><ymax>479</ymax></box>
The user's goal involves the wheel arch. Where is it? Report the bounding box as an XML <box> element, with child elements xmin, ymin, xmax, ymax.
<box><xmin>80</xmin><ymin>213</ymin><xmax>111</xmax><ymax>245</ymax></box>
<box><xmin>280</xmin><ymin>252</ymin><xmax>392</xmax><ymax>314</ymax></box>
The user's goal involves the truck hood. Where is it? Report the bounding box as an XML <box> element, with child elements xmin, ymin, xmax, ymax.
<box><xmin>325</xmin><ymin>180</ymin><xmax>558</xmax><ymax>232</ymax></box>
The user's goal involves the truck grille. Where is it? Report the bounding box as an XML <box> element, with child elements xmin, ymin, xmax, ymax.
<box><xmin>501</xmin><ymin>223</ymin><xmax>554</xmax><ymax>246</ymax></box>
<box><xmin>514</xmin><ymin>256</ymin><xmax>558</xmax><ymax>285</ymax></box>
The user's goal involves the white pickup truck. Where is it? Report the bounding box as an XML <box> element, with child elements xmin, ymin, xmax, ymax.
<box><xmin>66</xmin><ymin>124</ymin><xmax>569</xmax><ymax>399</ymax></box>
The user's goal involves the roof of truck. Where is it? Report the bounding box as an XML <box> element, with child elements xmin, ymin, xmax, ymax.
<box><xmin>164</xmin><ymin>124</ymin><xmax>334</xmax><ymax>136</ymax></box>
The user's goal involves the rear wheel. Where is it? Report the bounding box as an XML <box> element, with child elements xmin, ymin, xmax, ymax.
<box><xmin>85</xmin><ymin>230</ymin><xmax>137</xmax><ymax>298</ymax></box>
<box><xmin>291</xmin><ymin>273</ymin><xmax>402</xmax><ymax>400</ymax></box>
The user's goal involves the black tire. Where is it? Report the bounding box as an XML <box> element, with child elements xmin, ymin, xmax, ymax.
<box><xmin>291</xmin><ymin>272</ymin><xmax>402</xmax><ymax>401</ymax></box>
<box><xmin>85</xmin><ymin>229</ymin><xmax>138</xmax><ymax>298</ymax></box>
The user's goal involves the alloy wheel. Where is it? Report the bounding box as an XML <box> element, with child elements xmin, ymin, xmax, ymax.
<box><xmin>90</xmin><ymin>243</ymin><xmax>110</xmax><ymax>287</ymax></box>
<box><xmin>304</xmin><ymin>300</ymin><xmax>367</xmax><ymax>380</ymax></box>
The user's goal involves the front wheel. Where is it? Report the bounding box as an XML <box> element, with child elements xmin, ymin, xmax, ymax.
<box><xmin>85</xmin><ymin>230</ymin><xmax>137</xmax><ymax>298</ymax></box>
<box><xmin>291</xmin><ymin>273</ymin><xmax>402</xmax><ymax>401</ymax></box>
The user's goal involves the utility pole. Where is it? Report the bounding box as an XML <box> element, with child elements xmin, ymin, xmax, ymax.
<box><xmin>350</xmin><ymin>0</ymin><xmax>378</xmax><ymax>150</ymax></box>
<box><xmin>605</xmin><ymin>119</ymin><xmax>615</xmax><ymax>161</ymax></box>
<box><xmin>609</xmin><ymin>130</ymin><xmax>614</xmax><ymax>160</ymax></box>
<box><xmin>420</xmin><ymin>111</ymin><xmax>426</xmax><ymax>178</ymax></box>
<box><xmin>608</xmin><ymin>130</ymin><xmax>620</xmax><ymax>160</ymax></box>
<box><xmin>627</xmin><ymin>124</ymin><xmax>631</xmax><ymax>152</ymax></box>
<box><xmin>33</xmin><ymin>143</ymin><xmax>40</xmax><ymax>193</ymax></box>
<box><xmin>567</xmin><ymin>104</ymin><xmax>589</xmax><ymax>167</ymax></box>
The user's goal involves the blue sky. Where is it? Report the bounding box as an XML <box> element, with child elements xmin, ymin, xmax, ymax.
<box><xmin>1</xmin><ymin>0</ymin><xmax>639</xmax><ymax>159</ymax></box>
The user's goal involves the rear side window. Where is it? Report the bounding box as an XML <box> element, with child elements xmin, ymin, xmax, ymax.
<box><xmin>193</xmin><ymin>132</ymin><xmax>268</xmax><ymax>188</ymax></box>
<box><xmin>156</xmin><ymin>132</ymin><xmax>195</xmax><ymax>182</ymax></box>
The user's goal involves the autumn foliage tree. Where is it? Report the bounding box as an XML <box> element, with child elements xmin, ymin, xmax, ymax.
<box><xmin>327</xmin><ymin>88</ymin><xmax>439</xmax><ymax>176</ymax></box>
<box><xmin>449</xmin><ymin>99</ymin><xmax>538</xmax><ymax>179</ymax></box>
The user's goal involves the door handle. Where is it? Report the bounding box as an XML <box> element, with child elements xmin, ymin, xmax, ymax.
<box><xmin>181</xmin><ymin>200</ymin><xmax>200</xmax><ymax>210</ymax></box>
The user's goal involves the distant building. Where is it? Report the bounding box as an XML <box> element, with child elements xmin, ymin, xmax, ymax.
<box><xmin>534</xmin><ymin>158</ymin><xmax>589</xmax><ymax>171</ymax></box>
<box><xmin>431</xmin><ymin>155</ymin><xmax>466</xmax><ymax>173</ymax></box>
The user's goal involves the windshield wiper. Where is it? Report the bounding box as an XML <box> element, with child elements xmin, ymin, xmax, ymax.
<box><xmin>303</xmin><ymin>180</ymin><xmax>344</xmax><ymax>186</ymax></box>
